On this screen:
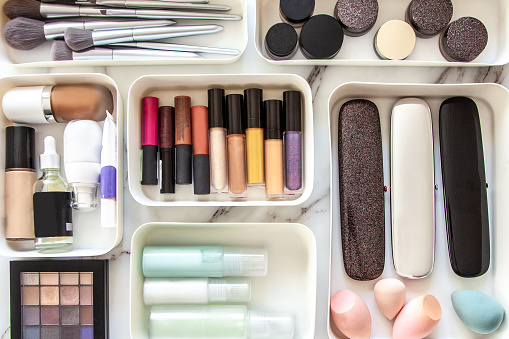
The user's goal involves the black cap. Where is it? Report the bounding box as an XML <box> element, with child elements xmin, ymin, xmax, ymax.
<box><xmin>264</xmin><ymin>100</ymin><xmax>282</xmax><ymax>140</ymax></box>
<box><xmin>264</xmin><ymin>23</ymin><xmax>298</xmax><ymax>60</ymax></box>
<box><xmin>284</xmin><ymin>91</ymin><xmax>302</xmax><ymax>132</ymax></box>
<box><xmin>244</xmin><ymin>88</ymin><xmax>263</xmax><ymax>129</ymax></box>
<box><xmin>208</xmin><ymin>88</ymin><xmax>226</xmax><ymax>128</ymax></box>
<box><xmin>226</xmin><ymin>94</ymin><xmax>244</xmax><ymax>135</ymax></box>
<box><xmin>5</xmin><ymin>126</ymin><xmax>35</xmax><ymax>170</ymax></box>
<box><xmin>280</xmin><ymin>0</ymin><xmax>315</xmax><ymax>26</ymax></box>
<box><xmin>193</xmin><ymin>154</ymin><xmax>210</xmax><ymax>195</ymax></box>
<box><xmin>300</xmin><ymin>14</ymin><xmax>344</xmax><ymax>59</ymax></box>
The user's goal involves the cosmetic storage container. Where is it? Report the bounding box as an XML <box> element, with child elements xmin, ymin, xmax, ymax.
<box><xmin>0</xmin><ymin>73</ymin><xmax>123</xmax><ymax>257</ymax></box>
<box><xmin>130</xmin><ymin>222</ymin><xmax>317</xmax><ymax>339</ymax></box>
<box><xmin>127</xmin><ymin>74</ymin><xmax>313</xmax><ymax>206</ymax></box>
<box><xmin>327</xmin><ymin>82</ymin><xmax>509</xmax><ymax>338</ymax></box>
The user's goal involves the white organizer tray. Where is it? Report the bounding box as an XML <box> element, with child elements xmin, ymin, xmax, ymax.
<box><xmin>127</xmin><ymin>73</ymin><xmax>314</xmax><ymax>206</ymax></box>
<box><xmin>129</xmin><ymin>222</ymin><xmax>317</xmax><ymax>339</ymax></box>
<box><xmin>328</xmin><ymin>83</ymin><xmax>509</xmax><ymax>338</ymax></box>
<box><xmin>255</xmin><ymin>0</ymin><xmax>509</xmax><ymax>66</ymax></box>
<box><xmin>0</xmin><ymin>0</ymin><xmax>247</xmax><ymax>66</ymax></box>
<box><xmin>0</xmin><ymin>73</ymin><xmax>123</xmax><ymax>257</ymax></box>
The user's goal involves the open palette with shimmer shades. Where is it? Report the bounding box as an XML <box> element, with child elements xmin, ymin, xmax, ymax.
<box><xmin>10</xmin><ymin>260</ymin><xmax>108</xmax><ymax>339</ymax></box>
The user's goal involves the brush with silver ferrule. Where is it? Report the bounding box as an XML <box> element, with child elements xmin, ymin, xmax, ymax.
<box><xmin>3</xmin><ymin>0</ymin><xmax>241</xmax><ymax>20</ymax></box>
<box><xmin>42</xmin><ymin>0</ymin><xmax>210</xmax><ymax>3</ymax></box>
<box><xmin>51</xmin><ymin>40</ymin><xmax>202</xmax><ymax>60</ymax></box>
<box><xmin>112</xmin><ymin>41</ymin><xmax>240</xmax><ymax>55</ymax></box>
<box><xmin>64</xmin><ymin>24</ymin><xmax>223</xmax><ymax>51</ymax></box>
<box><xmin>2</xmin><ymin>17</ymin><xmax>175</xmax><ymax>50</ymax></box>
<box><xmin>80</xmin><ymin>0</ymin><xmax>231</xmax><ymax>11</ymax></box>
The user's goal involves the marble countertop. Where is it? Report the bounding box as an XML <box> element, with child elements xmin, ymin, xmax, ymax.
<box><xmin>0</xmin><ymin>1</ymin><xmax>508</xmax><ymax>337</ymax></box>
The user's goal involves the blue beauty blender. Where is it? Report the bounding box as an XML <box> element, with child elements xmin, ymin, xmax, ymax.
<box><xmin>451</xmin><ymin>290</ymin><xmax>505</xmax><ymax>334</ymax></box>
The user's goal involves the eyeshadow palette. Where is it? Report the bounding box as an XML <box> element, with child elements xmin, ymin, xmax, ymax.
<box><xmin>10</xmin><ymin>260</ymin><xmax>108</xmax><ymax>339</ymax></box>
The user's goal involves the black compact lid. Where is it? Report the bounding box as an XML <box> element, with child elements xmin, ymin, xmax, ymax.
<box><xmin>5</xmin><ymin>126</ymin><xmax>35</xmax><ymax>170</ymax></box>
<box><xmin>265</xmin><ymin>23</ymin><xmax>299</xmax><ymax>59</ymax></box>
<box><xmin>264</xmin><ymin>100</ymin><xmax>282</xmax><ymax>140</ymax></box>
<box><xmin>208</xmin><ymin>88</ymin><xmax>226</xmax><ymax>128</ymax></box>
<box><xmin>283</xmin><ymin>91</ymin><xmax>301</xmax><ymax>132</ymax></box>
<box><xmin>244</xmin><ymin>88</ymin><xmax>263</xmax><ymax>129</ymax></box>
<box><xmin>226</xmin><ymin>94</ymin><xmax>243</xmax><ymax>135</ymax></box>
<box><xmin>280</xmin><ymin>0</ymin><xmax>315</xmax><ymax>25</ymax></box>
<box><xmin>300</xmin><ymin>14</ymin><xmax>344</xmax><ymax>59</ymax></box>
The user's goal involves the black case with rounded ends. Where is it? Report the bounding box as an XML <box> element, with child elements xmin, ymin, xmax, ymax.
<box><xmin>338</xmin><ymin>99</ymin><xmax>385</xmax><ymax>281</ymax></box>
<box><xmin>439</xmin><ymin>97</ymin><xmax>490</xmax><ymax>277</ymax></box>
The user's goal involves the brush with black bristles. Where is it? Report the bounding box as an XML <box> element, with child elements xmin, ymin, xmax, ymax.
<box><xmin>51</xmin><ymin>40</ymin><xmax>202</xmax><ymax>60</ymax></box>
<box><xmin>37</xmin><ymin>0</ymin><xmax>231</xmax><ymax>11</ymax></box>
<box><xmin>3</xmin><ymin>0</ymin><xmax>241</xmax><ymax>20</ymax></box>
<box><xmin>64</xmin><ymin>24</ymin><xmax>223</xmax><ymax>51</ymax></box>
<box><xmin>2</xmin><ymin>17</ymin><xmax>175</xmax><ymax>50</ymax></box>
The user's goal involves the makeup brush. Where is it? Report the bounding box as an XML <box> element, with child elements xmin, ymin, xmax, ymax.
<box><xmin>2</xmin><ymin>17</ymin><xmax>175</xmax><ymax>50</ymax></box>
<box><xmin>112</xmin><ymin>42</ymin><xmax>240</xmax><ymax>55</ymax></box>
<box><xmin>46</xmin><ymin>0</ymin><xmax>232</xmax><ymax>11</ymax></box>
<box><xmin>51</xmin><ymin>40</ymin><xmax>202</xmax><ymax>60</ymax></box>
<box><xmin>42</xmin><ymin>0</ymin><xmax>210</xmax><ymax>3</ymax></box>
<box><xmin>3</xmin><ymin>0</ymin><xmax>242</xmax><ymax>20</ymax></box>
<box><xmin>64</xmin><ymin>24</ymin><xmax>223</xmax><ymax>51</ymax></box>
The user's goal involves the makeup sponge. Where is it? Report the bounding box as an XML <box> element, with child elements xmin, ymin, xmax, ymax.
<box><xmin>330</xmin><ymin>289</ymin><xmax>371</xmax><ymax>339</ymax></box>
<box><xmin>374</xmin><ymin>278</ymin><xmax>406</xmax><ymax>320</ymax></box>
<box><xmin>393</xmin><ymin>294</ymin><xmax>441</xmax><ymax>339</ymax></box>
<box><xmin>451</xmin><ymin>290</ymin><xmax>505</xmax><ymax>334</ymax></box>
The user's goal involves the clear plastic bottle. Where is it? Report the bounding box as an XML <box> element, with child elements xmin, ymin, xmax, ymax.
<box><xmin>33</xmin><ymin>136</ymin><xmax>73</xmax><ymax>249</ymax></box>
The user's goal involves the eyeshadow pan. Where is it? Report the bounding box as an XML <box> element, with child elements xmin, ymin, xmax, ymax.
<box><xmin>61</xmin><ymin>326</ymin><xmax>80</xmax><ymax>339</ymax></box>
<box><xmin>80</xmin><ymin>286</ymin><xmax>92</xmax><ymax>306</ymax></box>
<box><xmin>61</xmin><ymin>306</ymin><xmax>79</xmax><ymax>325</ymax></box>
<box><xmin>80</xmin><ymin>273</ymin><xmax>92</xmax><ymax>285</ymax></box>
<box><xmin>41</xmin><ymin>306</ymin><xmax>60</xmax><ymax>325</ymax></box>
<box><xmin>40</xmin><ymin>273</ymin><xmax>59</xmax><ymax>285</ymax></box>
<box><xmin>22</xmin><ymin>286</ymin><xmax>40</xmax><ymax>305</ymax></box>
<box><xmin>41</xmin><ymin>326</ymin><xmax>60</xmax><ymax>339</ymax></box>
<box><xmin>80</xmin><ymin>306</ymin><xmax>93</xmax><ymax>325</ymax></box>
<box><xmin>24</xmin><ymin>325</ymin><xmax>40</xmax><ymax>339</ymax></box>
<box><xmin>60</xmin><ymin>273</ymin><xmax>79</xmax><ymax>285</ymax></box>
<box><xmin>81</xmin><ymin>325</ymin><xmax>93</xmax><ymax>339</ymax></box>
<box><xmin>41</xmin><ymin>286</ymin><xmax>59</xmax><ymax>305</ymax></box>
<box><xmin>61</xmin><ymin>286</ymin><xmax>79</xmax><ymax>305</ymax></box>
<box><xmin>22</xmin><ymin>273</ymin><xmax>39</xmax><ymax>286</ymax></box>
<box><xmin>22</xmin><ymin>306</ymin><xmax>40</xmax><ymax>325</ymax></box>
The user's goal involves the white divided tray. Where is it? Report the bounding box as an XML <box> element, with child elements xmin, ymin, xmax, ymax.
<box><xmin>255</xmin><ymin>0</ymin><xmax>509</xmax><ymax>66</ymax></box>
<box><xmin>129</xmin><ymin>222</ymin><xmax>317</xmax><ymax>339</ymax></box>
<box><xmin>0</xmin><ymin>0</ymin><xmax>247</xmax><ymax>66</ymax></box>
<box><xmin>328</xmin><ymin>83</ymin><xmax>509</xmax><ymax>338</ymax></box>
<box><xmin>0</xmin><ymin>73</ymin><xmax>123</xmax><ymax>257</ymax></box>
<box><xmin>127</xmin><ymin>73</ymin><xmax>314</xmax><ymax>206</ymax></box>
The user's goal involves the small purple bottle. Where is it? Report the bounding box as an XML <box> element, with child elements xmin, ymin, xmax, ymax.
<box><xmin>283</xmin><ymin>90</ymin><xmax>302</xmax><ymax>192</ymax></box>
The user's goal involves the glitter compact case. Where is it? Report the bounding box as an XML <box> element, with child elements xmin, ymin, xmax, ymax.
<box><xmin>10</xmin><ymin>260</ymin><xmax>108</xmax><ymax>339</ymax></box>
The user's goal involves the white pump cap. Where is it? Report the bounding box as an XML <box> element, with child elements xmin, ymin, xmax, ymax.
<box><xmin>2</xmin><ymin>86</ymin><xmax>54</xmax><ymax>124</ymax></box>
<box><xmin>40</xmin><ymin>136</ymin><xmax>60</xmax><ymax>169</ymax></box>
<box><xmin>248</xmin><ymin>312</ymin><xmax>294</xmax><ymax>339</ymax></box>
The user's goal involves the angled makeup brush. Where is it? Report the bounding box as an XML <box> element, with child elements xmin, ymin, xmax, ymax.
<box><xmin>2</xmin><ymin>17</ymin><xmax>175</xmax><ymax>50</ymax></box>
<box><xmin>64</xmin><ymin>24</ymin><xmax>223</xmax><ymax>51</ymax></box>
<box><xmin>49</xmin><ymin>0</ymin><xmax>231</xmax><ymax>11</ymax></box>
<box><xmin>51</xmin><ymin>40</ymin><xmax>202</xmax><ymax>60</ymax></box>
<box><xmin>3</xmin><ymin>0</ymin><xmax>241</xmax><ymax>20</ymax></box>
<box><xmin>112</xmin><ymin>42</ymin><xmax>240</xmax><ymax>55</ymax></box>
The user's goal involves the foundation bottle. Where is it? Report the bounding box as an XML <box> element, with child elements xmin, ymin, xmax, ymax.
<box><xmin>264</xmin><ymin>100</ymin><xmax>284</xmax><ymax>199</ymax></box>
<box><xmin>208</xmin><ymin>88</ymin><xmax>228</xmax><ymax>193</ymax></box>
<box><xmin>5</xmin><ymin>126</ymin><xmax>36</xmax><ymax>240</ymax></box>
<box><xmin>226</xmin><ymin>94</ymin><xmax>247</xmax><ymax>199</ymax></box>
<box><xmin>244</xmin><ymin>88</ymin><xmax>264</xmax><ymax>186</ymax></box>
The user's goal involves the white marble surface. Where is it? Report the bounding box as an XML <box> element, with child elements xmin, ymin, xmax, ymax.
<box><xmin>1</xmin><ymin>1</ymin><xmax>509</xmax><ymax>337</ymax></box>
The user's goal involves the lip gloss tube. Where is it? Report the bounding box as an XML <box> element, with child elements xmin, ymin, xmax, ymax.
<box><xmin>283</xmin><ymin>90</ymin><xmax>303</xmax><ymax>192</ymax></box>
<box><xmin>141</xmin><ymin>96</ymin><xmax>159</xmax><ymax>185</ymax></box>
<box><xmin>226</xmin><ymin>94</ymin><xmax>247</xmax><ymax>198</ymax></box>
<box><xmin>175</xmin><ymin>96</ymin><xmax>192</xmax><ymax>185</ymax></box>
<box><xmin>208</xmin><ymin>88</ymin><xmax>228</xmax><ymax>192</ymax></box>
<box><xmin>159</xmin><ymin>106</ymin><xmax>175</xmax><ymax>194</ymax></box>
<box><xmin>264</xmin><ymin>100</ymin><xmax>284</xmax><ymax>199</ymax></box>
<box><xmin>244</xmin><ymin>88</ymin><xmax>264</xmax><ymax>186</ymax></box>
<box><xmin>191</xmin><ymin>105</ymin><xmax>210</xmax><ymax>195</ymax></box>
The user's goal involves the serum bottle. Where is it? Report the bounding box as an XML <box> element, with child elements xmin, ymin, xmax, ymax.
<box><xmin>33</xmin><ymin>136</ymin><xmax>73</xmax><ymax>249</ymax></box>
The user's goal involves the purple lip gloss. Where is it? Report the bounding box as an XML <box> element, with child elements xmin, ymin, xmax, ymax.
<box><xmin>283</xmin><ymin>90</ymin><xmax>302</xmax><ymax>191</ymax></box>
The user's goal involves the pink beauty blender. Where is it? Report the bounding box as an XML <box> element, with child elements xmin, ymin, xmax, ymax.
<box><xmin>374</xmin><ymin>278</ymin><xmax>406</xmax><ymax>320</ymax></box>
<box><xmin>330</xmin><ymin>289</ymin><xmax>371</xmax><ymax>339</ymax></box>
<box><xmin>393</xmin><ymin>294</ymin><xmax>442</xmax><ymax>339</ymax></box>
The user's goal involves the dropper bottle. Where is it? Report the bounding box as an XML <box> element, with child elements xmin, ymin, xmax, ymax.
<box><xmin>33</xmin><ymin>136</ymin><xmax>73</xmax><ymax>249</ymax></box>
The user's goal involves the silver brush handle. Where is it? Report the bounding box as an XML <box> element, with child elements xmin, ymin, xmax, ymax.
<box><xmin>95</xmin><ymin>0</ymin><xmax>230</xmax><ymax>11</ymax></box>
<box><xmin>44</xmin><ymin>19</ymin><xmax>175</xmax><ymax>39</ymax></box>
<box><xmin>111</xmin><ymin>42</ymin><xmax>240</xmax><ymax>55</ymax></box>
<box><xmin>72</xmin><ymin>48</ymin><xmax>202</xmax><ymax>60</ymax></box>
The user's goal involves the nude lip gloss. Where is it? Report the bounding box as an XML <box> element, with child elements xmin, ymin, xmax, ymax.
<box><xmin>175</xmin><ymin>96</ymin><xmax>192</xmax><ymax>185</ymax></box>
<box><xmin>141</xmin><ymin>96</ymin><xmax>159</xmax><ymax>185</ymax></box>
<box><xmin>208</xmin><ymin>89</ymin><xmax>228</xmax><ymax>192</ymax></box>
<box><xmin>244</xmin><ymin>88</ymin><xmax>264</xmax><ymax>186</ymax></box>
<box><xmin>283</xmin><ymin>90</ymin><xmax>302</xmax><ymax>192</ymax></box>
<box><xmin>159</xmin><ymin>106</ymin><xmax>175</xmax><ymax>194</ymax></box>
<box><xmin>191</xmin><ymin>105</ymin><xmax>210</xmax><ymax>195</ymax></box>
<box><xmin>264</xmin><ymin>100</ymin><xmax>284</xmax><ymax>199</ymax></box>
<box><xmin>226</xmin><ymin>94</ymin><xmax>247</xmax><ymax>198</ymax></box>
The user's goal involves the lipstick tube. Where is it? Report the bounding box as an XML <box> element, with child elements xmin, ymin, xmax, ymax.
<box><xmin>191</xmin><ymin>106</ymin><xmax>210</xmax><ymax>195</ymax></box>
<box><xmin>283</xmin><ymin>91</ymin><xmax>302</xmax><ymax>192</ymax></box>
<box><xmin>159</xmin><ymin>106</ymin><xmax>175</xmax><ymax>194</ymax></box>
<box><xmin>175</xmin><ymin>96</ymin><xmax>192</xmax><ymax>185</ymax></box>
<box><xmin>226</xmin><ymin>94</ymin><xmax>247</xmax><ymax>198</ymax></box>
<box><xmin>208</xmin><ymin>88</ymin><xmax>228</xmax><ymax>192</ymax></box>
<box><xmin>244</xmin><ymin>88</ymin><xmax>264</xmax><ymax>186</ymax></box>
<box><xmin>141</xmin><ymin>96</ymin><xmax>159</xmax><ymax>185</ymax></box>
<box><xmin>264</xmin><ymin>100</ymin><xmax>284</xmax><ymax>199</ymax></box>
